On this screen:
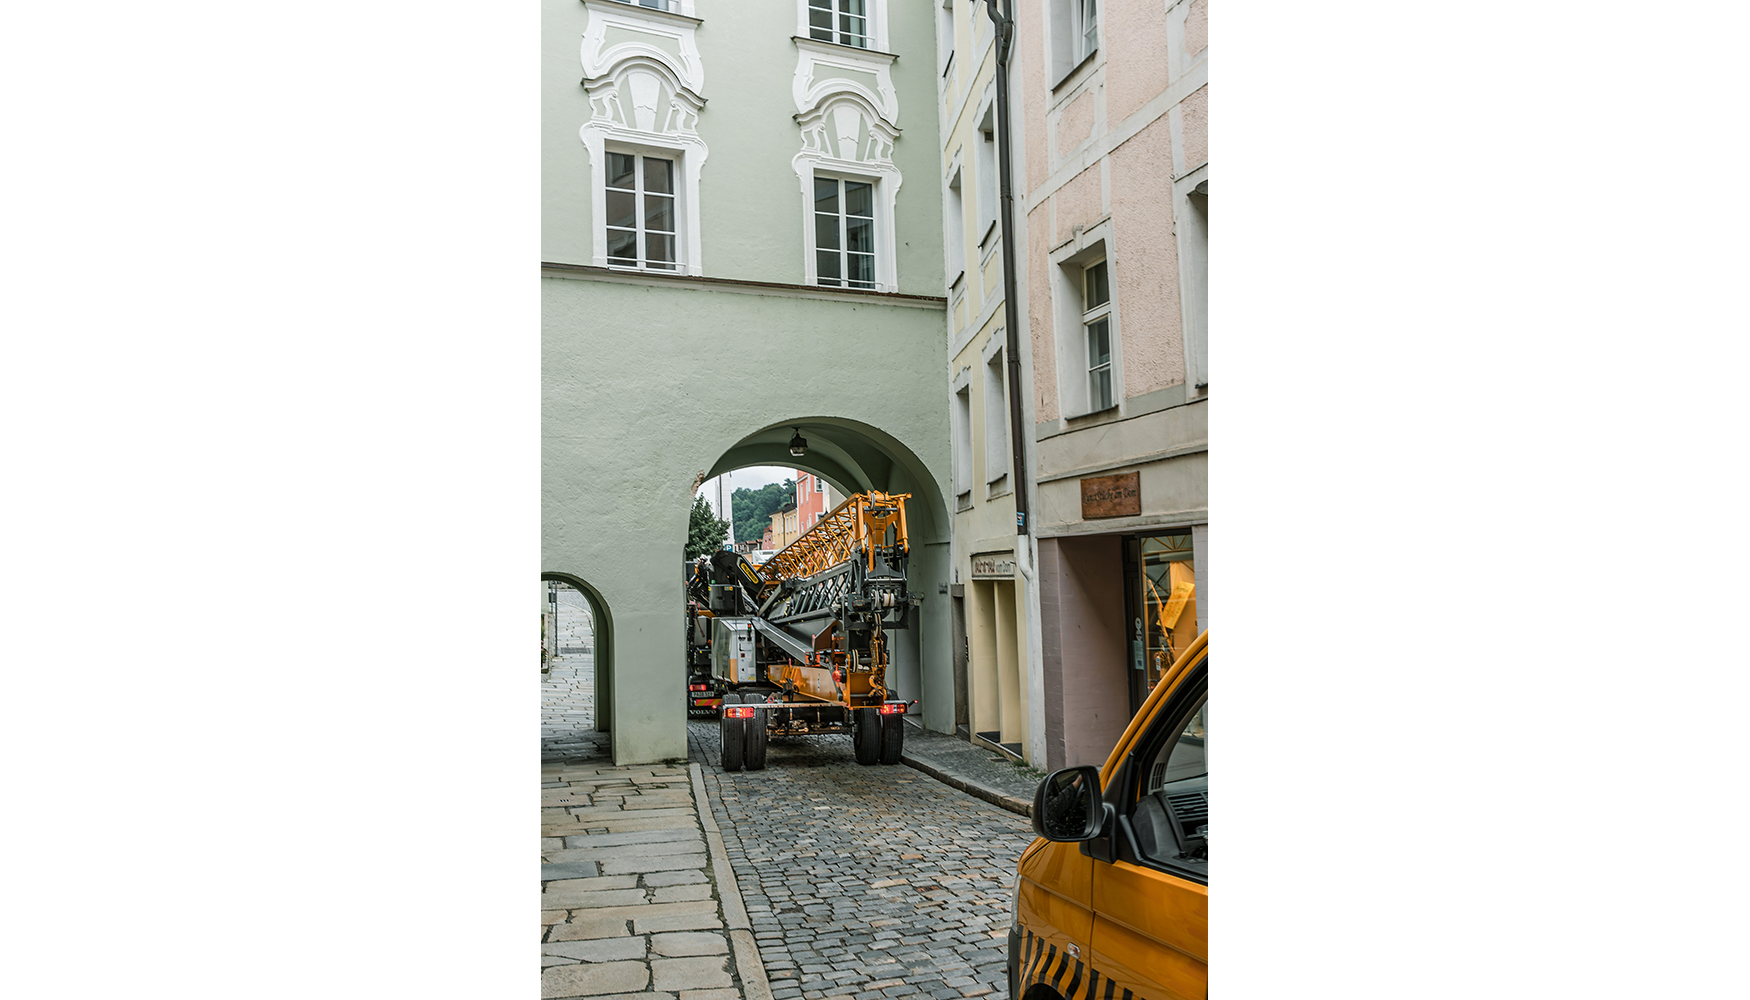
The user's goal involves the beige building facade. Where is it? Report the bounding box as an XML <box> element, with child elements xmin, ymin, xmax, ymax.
<box><xmin>937</xmin><ymin>0</ymin><xmax>1033</xmax><ymax>761</ymax></box>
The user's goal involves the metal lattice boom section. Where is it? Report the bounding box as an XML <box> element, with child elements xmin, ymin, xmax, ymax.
<box><xmin>759</xmin><ymin>490</ymin><xmax>911</xmax><ymax>586</ymax></box>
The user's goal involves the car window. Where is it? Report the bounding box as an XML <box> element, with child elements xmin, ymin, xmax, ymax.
<box><xmin>1129</xmin><ymin>691</ymin><xmax>1207</xmax><ymax>874</ymax></box>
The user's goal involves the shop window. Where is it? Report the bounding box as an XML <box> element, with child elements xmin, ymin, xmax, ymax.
<box><xmin>1138</xmin><ymin>533</ymin><xmax>1197</xmax><ymax>691</ymax></box>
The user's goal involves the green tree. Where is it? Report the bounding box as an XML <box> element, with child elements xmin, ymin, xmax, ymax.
<box><xmin>685</xmin><ymin>493</ymin><xmax>729</xmax><ymax>559</ymax></box>
<box><xmin>731</xmin><ymin>478</ymin><xmax>796</xmax><ymax>545</ymax></box>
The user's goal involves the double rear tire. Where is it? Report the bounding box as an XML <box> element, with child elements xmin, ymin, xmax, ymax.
<box><xmin>852</xmin><ymin>708</ymin><xmax>905</xmax><ymax>766</ymax></box>
<box><xmin>719</xmin><ymin>693</ymin><xmax>768</xmax><ymax>773</ymax></box>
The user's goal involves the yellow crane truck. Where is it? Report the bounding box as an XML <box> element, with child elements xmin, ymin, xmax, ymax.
<box><xmin>694</xmin><ymin>490</ymin><xmax>917</xmax><ymax>771</ymax></box>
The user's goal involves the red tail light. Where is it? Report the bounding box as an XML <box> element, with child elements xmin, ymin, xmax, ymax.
<box><xmin>878</xmin><ymin>703</ymin><xmax>905</xmax><ymax>715</ymax></box>
<box><xmin>724</xmin><ymin>706</ymin><xmax>756</xmax><ymax>719</ymax></box>
<box><xmin>831</xmin><ymin>669</ymin><xmax>844</xmax><ymax>684</ymax></box>
<box><xmin>688</xmin><ymin>684</ymin><xmax>708</xmax><ymax>691</ymax></box>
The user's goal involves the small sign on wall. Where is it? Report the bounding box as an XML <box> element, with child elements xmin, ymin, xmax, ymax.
<box><xmin>1081</xmin><ymin>471</ymin><xmax>1141</xmax><ymax>519</ymax></box>
<box><xmin>970</xmin><ymin>552</ymin><xmax>1016</xmax><ymax>579</ymax></box>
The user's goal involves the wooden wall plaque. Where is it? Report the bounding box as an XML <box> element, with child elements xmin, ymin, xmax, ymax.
<box><xmin>1081</xmin><ymin>471</ymin><xmax>1141</xmax><ymax>519</ymax></box>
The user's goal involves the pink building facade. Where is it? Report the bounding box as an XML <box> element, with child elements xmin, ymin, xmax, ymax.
<box><xmin>1016</xmin><ymin>0</ymin><xmax>1209</xmax><ymax>772</ymax></box>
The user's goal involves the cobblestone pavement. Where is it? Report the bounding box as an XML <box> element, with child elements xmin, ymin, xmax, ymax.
<box><xmin>897</xmin><ymin>723</ymin><xmax>1045</xmax><ymax>816</ymax></box>
<box><xmin>687</xmin><ymin>720</ymin><xmax>1037</xmax><ymax>1000</ymax></box>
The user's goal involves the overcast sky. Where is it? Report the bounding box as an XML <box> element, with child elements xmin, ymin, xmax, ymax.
<box><xmin>695</xmin><ymin>466</ymin><xmax>798</xmax><ymax>521</ymax></box>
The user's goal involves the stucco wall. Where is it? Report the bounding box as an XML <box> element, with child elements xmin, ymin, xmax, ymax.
<box><xmin>543</xmin><ymin>276</ymin><xmax>951</xmax><ymax>762</ymax></box>
<box><xmin>1105</xmin><ymin>0</ymin><xmax>1171</xmax><ymax>125</ymax></box>
<box><xmin>1038</xmin><ymin>535</ymin><xmax>1130</xmax><ymax>771</ymax></box>
<box><xmin>1111</xmin><ymin>117</ymin><xmax>1184</xmax><ymax>397</ymax></box>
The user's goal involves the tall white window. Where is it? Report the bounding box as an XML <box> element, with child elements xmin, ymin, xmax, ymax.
<box><xmin>1083</xmin><ymin>260</ymin><xmax>1113</xmax><ymax>411</ymax></box>
<box><xmin>809</xmin><ymin>0</ymin><xmax>870</xmax><ymax>48</ymax></box>
<box><xmin>605</xmin><ymin>151</ymin><xmax>678</xmax><ymax>272</ymax></box>
<box><xmin>1077</xmin><ymin>0</ymin><xmax>1100</xmax><ymax>61</ymax></box>
<box><xmin>984</xmin><ymin>343</ymin><xmax>1009</xmax><ymax>486</ymax></box>
<box><xmin>814</xmin><ymin>176</ymin><xmax>876</xmax><ymax>289</ymax></box>
<box><xmin>945</xmin><ymin>165</ymin><xmax>965</xmax><ymax>286</ymax></box>
<box><xmin>976</xmin><ymin>102</ymin><xmax>998</xmax><ymax>249</ymax></box>
<box><xmin>937</xmin><ymin>0</ymin><xmax>954</xmax><ymax>72</ymax></box>
<box><xmin>1049</xmin><ymin>0</ymin><xmax>1100</xmax><ymax>84</ymax></box>
<box><xmin>616</xmin><ymin>0</ymin><xmax>675</xmax><ymax>10</ymax></box>
<box><xmin>953</xmin><ymin>383</ymin><xmax>973</xmax><ymax>508</ymax></box>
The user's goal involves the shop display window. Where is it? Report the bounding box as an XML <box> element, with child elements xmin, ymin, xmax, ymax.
<box><xmin>1138</xmin><ymin>533</ymin><xmax>1197</xmax><ymax>691</ymax></box>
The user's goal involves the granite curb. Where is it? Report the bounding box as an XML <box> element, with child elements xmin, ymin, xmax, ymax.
<box><xmin>899</xmin><ymin>752</ymin><xmax>1034</xmax><ymax>817</ymax></box>
<box><xmin>689</xmin><ymin>763</ymin><xmax>773</xmax><ymax>1000</ymax></box>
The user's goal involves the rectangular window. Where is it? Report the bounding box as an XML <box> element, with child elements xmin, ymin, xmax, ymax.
<box><xmin>984</xmin><ymin>345</ymin><xmax>1008</xmax><ymax>486</ymax></box>
<box><xmin>809</xmin><ymin>0</ymin><xmax>869</xmax><ymax>49</ymax></box>
<box><xmin>1083</xmin><ymin>260</ymin><xmax>1112</xmax><ymax>411</ymax></box>
<box><xmin>945</xmin><ymin>166</ymin><xmax>965</xmax><ymax>286</ymax></box>
<box><xmin>605</xmin><ymin>151</ymin><xmax>677</xmax><ymax>271</ymax></box>
<box><xmin>953</xmin><ymin>384</ymin><xmax>973</xmax><ymax>507</ymax></box>
<box><xmin>976</xmin><ymin>105</ymin><xmax>998</xmax><ymax>248</ymax></box>
<box><xmin>815</xmin><ymin>176</ymin><xmax>876</xmax><ymax>290</ymax></box>
<box><xmin>1078</xmin><ymin>0</ymin><xmax>1099</xmax><ymax>61</ymax></box>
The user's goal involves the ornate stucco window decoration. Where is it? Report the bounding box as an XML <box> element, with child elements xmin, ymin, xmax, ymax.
<box><xmin>580</xmin><ymin>0</ymin><xmax>708</xmax><ymax>275</ymax></box>
<box><xmin>790</xmin><ymin>37</ymin><xmax>902</xmax><ymax>293</ymax></box>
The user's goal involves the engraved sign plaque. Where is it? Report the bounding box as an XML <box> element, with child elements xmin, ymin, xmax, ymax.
<box><xmin>1080</xmin><ymin>471</ymin><xmax>1141</xmax><ymax>519</ymax></box>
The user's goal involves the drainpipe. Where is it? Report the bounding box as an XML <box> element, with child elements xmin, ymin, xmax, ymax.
<box><xmin>983</xmin><ymin>0</ymin><xmax>1048</xmax><ymax>768</ymax></box>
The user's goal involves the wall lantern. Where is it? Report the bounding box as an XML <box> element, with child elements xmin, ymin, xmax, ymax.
<box><xmin>788</xmin><ymin>428</ymin><xmax>807</xmax><ymax>458</ymax></box>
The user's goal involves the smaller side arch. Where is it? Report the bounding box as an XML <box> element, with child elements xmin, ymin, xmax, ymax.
<box><xmin>543</xmin><ymin>572</ymin><xmax>614</xmax><ymax>741</ymax></box>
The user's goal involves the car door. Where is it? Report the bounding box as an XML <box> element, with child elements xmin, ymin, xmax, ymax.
<box><xmin>1089</xmin><ymin>651</ymin><xmax>1208</xmax><ymax>1000</ymax></box>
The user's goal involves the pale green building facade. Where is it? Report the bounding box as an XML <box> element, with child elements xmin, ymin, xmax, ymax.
<box><xmin>543</xmin><ymin>0</ymin><xmax>953</xmax><ymax>764</ymax></box>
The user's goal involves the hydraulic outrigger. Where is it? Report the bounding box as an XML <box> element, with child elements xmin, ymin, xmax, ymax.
<box><xmin>688</xmin><ymin>491</ymin><xmax>918</xmax><ymax>771</ymax></box>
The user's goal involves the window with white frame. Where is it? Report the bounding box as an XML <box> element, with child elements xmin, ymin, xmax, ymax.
<box><xmin>938</xmin><ymin>0</ymin><xmax>954</xmax><ymax>72</ymax></box>
<box><xmin>976</xmin><ymin>101</ymin><xmax>998</xmax><ymax>249</ymax></box>
<box><xmin>808</xmin><ymin>0</ymin><xmax>870</xmax><ymax>48</ymax></box>
<box><xmin>1049</xmin><ymin>0</ymin><xmax>1100</xmax><ymax>84</ymax></box>
<box><xmin>984</xmin><ymin>341</ymin><xmax>1009</xmax><ymax>486</ymax></box>
<box><xmin>952</xmin><ymin>382</ymin><xmax>973</xmax><ymax>507</ymax></box>
<box><xmin>1082</xmin><ymin>260</ymin><xmax>1114</xmax><ymax>411</ymax></box>
<box><xmin>615</xmin><ymin>0</ymin><xmax>675</xmax><ymax>11</ymax></box>
<box><xmin>945</xmin><ymin>165</ymin><xmax>965</xmax><ymax>286</ymax></box>
<box><xmin>605</xmin><ymin>150</ymin><xmax>679</xmax><ymax>271</ymax></box>
<box><xmin>814</xmin><ymin>176</ymin><xmax>876</xmax><ymax>289</ymax></box>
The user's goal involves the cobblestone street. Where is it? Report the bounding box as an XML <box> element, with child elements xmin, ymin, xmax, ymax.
<box><xmin>688</xmin><ymin>721</ymin><xmax>1035</xmax><ymax>1000</ymax></box>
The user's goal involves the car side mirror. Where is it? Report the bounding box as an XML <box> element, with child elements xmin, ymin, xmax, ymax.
<box><xmin>1031</xmin><ymin>765</ymin><xmax>1109</xmax><ymax>842</ymax></box>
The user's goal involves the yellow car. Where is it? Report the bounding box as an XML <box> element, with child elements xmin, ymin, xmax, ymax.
<box><xmin>1007</xmin><ymin>632</ymin><xmax>1208</xmax><ymax>1000</ymax></box>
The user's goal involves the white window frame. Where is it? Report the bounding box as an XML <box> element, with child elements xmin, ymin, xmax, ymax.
<box><xmin>1081</xmin><ymin>260</ymin><xmax>1114</xmax><ymax>413</ymax></box>
<box><xmin>1050</xmin><ymin>223</ymin><xmax>1123</xmax><ymax>419</ymax></box>
<box><xmin>798</xmin><ymin>0</ymin><xmax>888</xmax><ymax>52</ymax></box>
<box><xmin>811</xmin><ymin>173</ymin><xmax>881</xmax><ymax>291</ymax></box>
<box><xmin>1047</xmin><ymin>0</ymin><xmax>1101</xmax><ymax>88</ymax></box>
<box><xmin>944</xmin><ymin>160</ymin><xmax>966</xmax><ymax>290</ymax></box>
<box><xmin>982</xmin><ymin>333</ymin><xmax>1010</xmax><ymax>489</ymax></box>
<box><xmin>1175</xmin><ymin>169</ymin><xmax>1209</xmax><ymax>398</ymax></box>
<box><xmin>975</xmin><ymin>95</ymin><xmax>999</xmax><ymax>253</ymax></box>
<box><xmin>937</xmin><ymin>0</ymin><xmax>955</xmax><ymax>74</ymax></box>
<box><xmin>602</xmin><ymin>147</ymin><xmax>682</xmax><ymax>273</ymax></box>
<box><xmin>951</xmin><ymin>368</ymin><xmax>973</xmax><ymax>510</ymax></box>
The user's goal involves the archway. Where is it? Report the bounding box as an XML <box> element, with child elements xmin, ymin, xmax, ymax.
<box><xmin>541</xmin><ymin>572</ymin><xmax>615</xmax><ymax>760</ymax></box>
<box><xmin>699</xmin><ymin>418</ymin><xmax>953</xmax><ymax>726</ymax></box>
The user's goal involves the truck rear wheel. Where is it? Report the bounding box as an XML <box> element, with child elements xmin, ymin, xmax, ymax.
<box><xmin>720</xmin><ymin>693</ymin><xmax>744</xmax><ymax>772</ymax></box>
<box><xmin>745</xmin><ymin>694</ymin><xmax>769</xmax><ymax>771</ymax></box>
<box><xmin>879</xmin><ymin>711</ymin><xmax>904</xmax><ymax>765</ymax></box>
<box><xmin>852</xmin><ymin>707</ymin><xmax>881</xmax><ymax>765</ymax></box>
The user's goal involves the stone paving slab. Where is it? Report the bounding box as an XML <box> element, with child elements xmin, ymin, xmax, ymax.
<box><xmin>542</xmin><ymin>664</ymin><xmax>774</xmax><ymax>1000</ymax></box>
<box><xmin>895</xmin><ymin>720</ymin><xmax>1044</xmax><ymax>817</ymax></box>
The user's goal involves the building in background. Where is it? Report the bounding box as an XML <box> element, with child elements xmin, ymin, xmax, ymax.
<box><xmin>794</xmin><ymin>470</ymin><xmax>845</xmax><ymax>532</ymax></box>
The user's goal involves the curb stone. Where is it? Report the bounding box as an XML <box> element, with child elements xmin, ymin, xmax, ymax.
<box><xmin>690</xmin><ymin>763</ymin><xmax>773</xmax><ymax>1000</ymax></box>
<box><xmin>899</xmin><ymin>753</ymin><xmax>1033</xmax><ymax>817</ymax></box>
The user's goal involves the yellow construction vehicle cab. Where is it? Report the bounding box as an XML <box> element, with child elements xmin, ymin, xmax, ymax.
<box><xmin>1008</xmin><ymin>632</ymin><xmax>1208</xmax><ymax>1000</ymax></box>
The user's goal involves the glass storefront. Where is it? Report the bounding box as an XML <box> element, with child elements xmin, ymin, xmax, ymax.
<box><xmin>1128</xmin><ymin>532</ymin><xmax>1199</xmax><ymax>710</ymax></box>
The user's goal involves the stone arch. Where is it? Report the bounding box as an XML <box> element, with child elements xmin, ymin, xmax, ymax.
<box><xmin>541</xmin><ymin>571</ymin><xmax>615</xmax><ymax>751</ymax></box>
<box><xmin>697</xmin><ymin>417</ymin><xmax>953</xmax><ymax>724</ymax></box>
